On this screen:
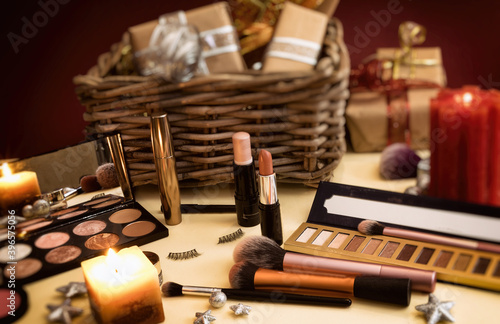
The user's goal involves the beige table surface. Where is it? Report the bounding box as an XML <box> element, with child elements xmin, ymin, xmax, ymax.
<box><xmin>19</xmin><ymin>152</ymin><xmax>500</xmax><ymax>323</ymax></box>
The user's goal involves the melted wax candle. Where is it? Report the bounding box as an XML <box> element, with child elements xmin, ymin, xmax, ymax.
<box><xmin>81</xmin><ymin>246</ymin><xmax>164</xmax><ymax>324</ymax></box>
<box><xmin>0</xmin><ymin>163</ymin><xmax>41</xmax><ymax>214</ymax></box>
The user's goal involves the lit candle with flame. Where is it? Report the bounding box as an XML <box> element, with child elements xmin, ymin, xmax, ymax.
<box><xmin>81</xmin><ymin>246</ymin><xmax>165</xmax><ymax>324</ymax></box>
<box><xmin>0</xmin><ymin>163</ymin><xmax>41</xmax><ymax>214</ymax></box>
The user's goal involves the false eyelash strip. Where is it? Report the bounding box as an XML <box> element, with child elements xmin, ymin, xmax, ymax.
<box><xmin>167</xmin><ymin>249</ymin><xmax>202</xmax><ymax>261</ymax></box>
<box><xmin>218</xmin><ymin>228</ymin><xmax>244</xmax><ymax>244</ymax></box>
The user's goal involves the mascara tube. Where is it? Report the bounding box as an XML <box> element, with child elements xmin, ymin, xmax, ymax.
<box><xmin>232</xmin><ymin>132</ymin><xmax>260</xmax><ymax>227</ymax></box>
<box><xmin>151</xmin><ymin>113</ymin><xmax>182</xmax><ymax>225</ymax></box>
<box><xmin>258</xmin><ymin>149</ymin><xmax>283</xmax><ymax>245</ymax></box>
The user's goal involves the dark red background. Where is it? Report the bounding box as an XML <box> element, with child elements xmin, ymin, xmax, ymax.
<box><xmin>2</xmin><ymin>0</ymin><xmax>499</xmax><ymax>159</ymax></box>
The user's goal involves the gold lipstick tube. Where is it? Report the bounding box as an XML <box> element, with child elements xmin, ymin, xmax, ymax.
<box><xmin>150</xmin><ymin>113</ymin><xmax>182</xmax><ymax>225</ymax></box>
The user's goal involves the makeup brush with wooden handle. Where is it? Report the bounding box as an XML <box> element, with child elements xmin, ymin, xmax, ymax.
<box><xmin>233</xmin><ymin>236</ymin><xmax>436</xmax><ymax>293</ymax></box>
<box><xmin>229</xmin><ymin>261</ymin><xmax>411</xmax><ymax>306</ymax></box>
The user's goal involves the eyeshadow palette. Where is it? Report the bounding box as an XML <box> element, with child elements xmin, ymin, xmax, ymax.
<box><xmin>284</xmin><ymin>182</ymin><xmax>500</xmax><ymax>292</ymax></box>
<box><xmin>286</xmin><ymin>223</ymin><xmax>500</xmax><ymax>291</ymax></box>
<box><xmin>0</xmin><ymin>199</ymin><xmax>168</xmax><ymax>285</ymax></box>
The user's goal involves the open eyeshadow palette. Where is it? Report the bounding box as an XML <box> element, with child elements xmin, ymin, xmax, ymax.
<box><xmin>0</xmin><ymin>194</ymin><xmax>169</xmax><ymax>284</ymax></box>
<box><xmin>284</xmin><ymin>182</ymin><xmax>500</xmax><ymax>292</ymax></box>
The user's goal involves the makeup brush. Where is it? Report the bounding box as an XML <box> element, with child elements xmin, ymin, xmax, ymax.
<box><xmin>162</xmin><ymin>281</ymin><xmax>351</xmax><ymax>307</ymax></box>
<box><xmin>358</xmin><ymin>219</ymin><xmax>500</xmax><ymax>254</ymax></box>
<box><xmin>233</xmin><ymin>236</ymin><xmax>436</xmax><ymax>293</ymax></box>
<box><xmin>80</xmin><ymin>175</ymin><xmax>101</xmax><ymax>193</ymax></box>
<box><xmin>229</xmin><ymin>261</ymin><xmax>411</xmax><ymax>306</ymax></box>
<box><xmin>96</xmin><ymin>163</ymin><xmax>120</xmax><ymax>189</ymax></box>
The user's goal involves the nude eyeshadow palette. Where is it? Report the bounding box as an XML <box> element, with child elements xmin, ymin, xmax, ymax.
<box><xmin>0</xmin><ymin>196</ymin><xmax>169</xmax><ymax>284</ymax></box>
<box><xmin>284</xmin><ymin>182</ymin><xmax>500</xmax><ymax>292</ymax></box>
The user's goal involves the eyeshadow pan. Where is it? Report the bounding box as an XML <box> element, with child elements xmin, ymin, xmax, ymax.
<box><xmin>312</xmin><ymin>230</ymin><xmax>332</xmax><ymax>246</ymax></box>
<box><xmin>493</xmin><ymin>261</ymin><xmax>500</xmax><ymax>278</ymax></box>
<box><xmin>73</xmin><ymin>220</ymin><xmax>107</xmax><ymax>236</ymax></box>
<box><xmin>50</xmin><ymin>207</ymin><xmax>79</xmax><ymax>217</ymax></box>
<box><xmin>58</xmin><ymin>209</ymin><xmax>88</xmax><ymax>220</ymax></box>
<box><xmin>122</xmin><ymin>221</ymin><xmax>156</xmax><ymax>237</ymax></box>
<box><xmin>328</xmin><ymin>233</ymin><xmax>349</xmax><ymax>249</ymax></box>
<box><xmin>345</xmin><ymin>235</ymin><xmax>365</xmax><ymax>252</ymax></box>
<box><xmin>92</xmin><ymin>198</ymin><xmax>122</xmax><ymax>209</ymax></box>
<box><xmin>433</xmin><ymin>251</ymin><xmax>453</xmax><ymax>268</ymax></box>
<box><xmin>85</xmin><ymin>233</ymin><xmax>120</xmax><ymax>250</ymax></box>
<box><xmin>379</xmin><ymin>241</ymin><xmax>400</xmax><ymax>258</ymax></box>
<box><xmin>83</xmin><ymin>196</ymin><xmax>110</xmax><ymax>207</ymax></box>
<box><xmin>45</xmin><ymin>245</ymin><xmax>82</xmax><ymax>264</ymax></box>
<box><xmin>22</xmin><ymin>220</ymin><xmax>53</xmax><ymax>232</ymax></box>
<box><xmin>17</xmin><ymin>218</ymin><xmax>45</xmax><ymax>229</ymax></box>
<box><xmin>453</xmin><ymin>254</ymin><xmax>472</xmax><ymax>271</ymax></box>
<box><xmin>34</xmin><ymin>232</ymin><xmax>70</xmax><ymax>249</ymax></box>
<box><xmin>5</xmin><ymin>258</ymin><xmax>42</xmax><ymax>279</ymax></box>
<box><xmin>396</xmin><ymin>244</ymin><xmax>417</xmax><ymax>261</ymax></box>
<box><xmin>296</xmin><ymin>227</ymin><xmax>317</xmax><ymax>243</ymax></box>
<box><xmin>361</xmin><ymin>238</ymin><xmax>382</xmax><ymax>255</ymax></box>
<box><xmin>0</xmin><ymin>243</ymin><xmax>32</xmax><ymax>262</ymax></box>
<box><xmin>415</xmin><ymin>247</ymin><xmax>435</xmax><ymax>265</ymax></box>
<box><xmin>109</xmin><ymin>208</ymin><xmax>142</xmax><ymax>224</ymax></box>
<box><xmin>473</xmin><ymin>257</ymin><xmax>491</xmax><ymax>274</ymax></box>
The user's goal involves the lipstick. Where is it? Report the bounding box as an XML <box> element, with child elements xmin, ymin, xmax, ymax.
<box><xmin>258</xmin><ymin>149</ymin><xmax>283</xmax><ymax>245</ymax></box>
<box><xmin>232</xmin><ymin>132</ymin><xmax>260</xmax><ymax>227</ymax></box>
<box><xmin>150</xmin><ymin>113</ymin><xmax>182</xmax><ymax>225</ymax></box>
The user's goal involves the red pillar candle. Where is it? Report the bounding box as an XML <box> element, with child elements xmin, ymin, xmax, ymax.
<box><xmin>438</xmin><ymin>94</ymin><xmax>462</xmax><ymax>200</ymax></box>
<box><xmin>429</xmin><ymin>86</ymin><xmax>500</xmax><ymax>207</ymax></box>
<box><xmin>488</xmin><ymin>90</ymin><xmax>500</xmax><ymax>206</ymax></box>
<box><xmin>464</xmin><ymin>89</ymin><xmax>489</xmax><ymax>204</ymax></box>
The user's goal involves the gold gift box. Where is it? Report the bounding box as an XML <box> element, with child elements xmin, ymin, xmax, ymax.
<box><xmin>262</xmin><ymin>2</ymin><xmax>329</xmax><ymax>72</ymax></box>
<box><xmin>346</xmin><ymin>47</ymin><xmax>447</xmax><ymax>152</ymax></box>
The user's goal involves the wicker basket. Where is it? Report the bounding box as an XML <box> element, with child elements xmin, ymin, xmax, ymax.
<box><xmin>73</xmin><ymin>18</ymin><xmax>350</xmax><ymax>188</ymax></box>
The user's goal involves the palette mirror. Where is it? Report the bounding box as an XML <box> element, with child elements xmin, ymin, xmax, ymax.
<box><xmin>7</xmin><ymin>133</ymin><xmax>133</xmax><ymax>208</ymax></box>
<box><xmin>315</xmin><ymin>182</ymin><xmax>500</xmax><ymax>244</ymax></box>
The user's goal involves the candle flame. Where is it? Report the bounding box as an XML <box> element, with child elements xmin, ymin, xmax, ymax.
<box><xmin>1</xmin><ymin>163</ymin><xmax>12</xmax><ymax>177</ymax></box>
<box><xmin>106</xmin><ymin>248</ymin><xmax>120</xmax><ymax>273</ymax></box>
<box><xmin>463</xmin><ymin>92</ymin><xmax>473</xmax><ymax>104</ymax></box>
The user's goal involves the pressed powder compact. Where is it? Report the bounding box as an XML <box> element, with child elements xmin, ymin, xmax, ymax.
<box><xmin>0</xmin><ymin>134</ymin><xmax>169</xmax><ymax>284</ymax></box>
<box><xmin>284</xmin><ymin>182</ymin><xmax>500</xmax><ymax>292</ymax></box>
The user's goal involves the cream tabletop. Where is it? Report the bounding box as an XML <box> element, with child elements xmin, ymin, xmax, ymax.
<box><xmin>18</xmin><ymin>152</ymin><xmax>500</xmax><ymax>323</ymax></box>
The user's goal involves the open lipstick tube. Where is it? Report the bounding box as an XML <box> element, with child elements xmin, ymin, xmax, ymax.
<box><xmin>258</xmin><ymin>149</ymin><xmax>283</xmax><ymax>245</ymax></box>
<box><xmin>232</xmin><ymin>132</ymin><xmax>260</xmax><ymax>227</ymax></box>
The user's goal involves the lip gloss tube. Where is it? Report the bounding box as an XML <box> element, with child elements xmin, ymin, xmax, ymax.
<box><xmin>151</xmin><ymin>113</ymin><xmax>182</xmax><ymax>225</ymax></box>
<box><xmin>258</xmin><ymin>149</ymin><xmax>283</xmax><ymax>245</ymax></box>
<box><xmin>232</xmin><ymin>132</ymin><xmax>260</xmax><ymax>227</ymax></box>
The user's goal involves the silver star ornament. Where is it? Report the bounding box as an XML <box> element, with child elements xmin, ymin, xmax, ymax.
<box><xmin>230</xmin><ymin>303</ymin><xmax>252</xmax><ymax>315</ymax></box>
<box><xmin>194</xmin><ymin>310</ymin><xmax>216</xmax><ymax>324</ymax></box>
<box><xmin>47</xmin><ymin>298</ymin><xmax>83</xmax><ymax>324</ymax></box>
<box><xmin>415</xmin><ymin>294</ymin><xmax>455</xmax><ymax>324</ymax></box>
<box><xmin>56</xmin><ymin>282</ymin><xmax>88</xmax><ymax>298</ymax></box>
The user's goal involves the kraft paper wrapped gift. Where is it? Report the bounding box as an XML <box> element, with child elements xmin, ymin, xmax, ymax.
<box><xmin>128</xmin><ymin>2</ymin><xmax>246</xmax><ymax>74</ymax></box>
<box><xmin>346</xmin><ymin>47</ymin><xmax>447</xmax><ymax>152</ymax></box>
<box><xmin>262</xmin><ymin>2</ymin><xmax>328</xmax><ymax>72</ymax></box>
